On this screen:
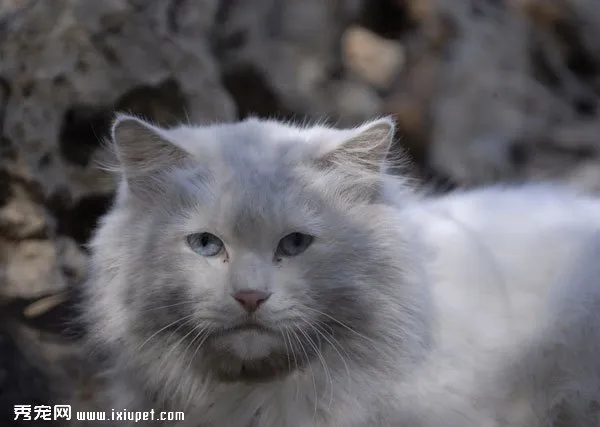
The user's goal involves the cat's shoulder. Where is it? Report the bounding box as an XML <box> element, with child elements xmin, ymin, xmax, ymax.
<box><xmin>402</xmin><ymin>183</ymin><xmax>600</xmax><ymax>306</ymax></box>
<box><xmin>408</xmin><ymin>183</ymin><xmax>600</xmax><ymax>234</ymax></box>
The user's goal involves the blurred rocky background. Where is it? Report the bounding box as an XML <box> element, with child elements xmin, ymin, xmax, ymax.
<box><xmin>1</xmin><ymin>0</ymin><xmax>600</xmax><ymax>424</ymax></box>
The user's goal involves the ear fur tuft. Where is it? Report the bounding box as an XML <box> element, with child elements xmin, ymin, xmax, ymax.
<box><xmin>318</xmin><ymin>117</ymin><xmax>395</xmax><ymax>173</ymax></box>
<box><xmin>111</xmin><ymin>113</ymin><xmax>191</xmax><ymax>179</ymax></box>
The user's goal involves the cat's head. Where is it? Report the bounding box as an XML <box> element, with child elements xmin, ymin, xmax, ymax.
<box><xmin>87</xmin><ymin>114</ymin><xmax>426</xmax><ymax>387</ymax></box>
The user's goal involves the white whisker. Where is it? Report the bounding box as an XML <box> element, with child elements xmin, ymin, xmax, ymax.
<box><xmin>138</xmin><ymin>300</ymin><xmax>199</xmax><ymax>313</ymax></box>
<box><xmin>156</xmin><ymin>319</ymin><xmax>208</xmax><ymax>374</ymax></box>
<box><xmin>135</xmin><ymin>313</ymin><xmax>196</xmax><ymax>353</ymax></box>
<box><xmin>312</xmin><ymin>319</ymin><xmax>353</xmax><ymax>391</ymax></box>
<box><xmin>298</xmin><ymin>325</ymin><xmax>334</xmax><ymax>409</ymax></box>
<box><xmin>283</xmin><ymin>327</ymin><xmax>301</xmax><ymax>401</ymax></box>
<box><xmin>290</xmin><ymin>327</ymin><xmax>319</xmax><ymax>418</ymax></box>
<box><xmin>302</xmin><ymin>306</ymin><xmax>378</xmax><ymax>347</ymax></box>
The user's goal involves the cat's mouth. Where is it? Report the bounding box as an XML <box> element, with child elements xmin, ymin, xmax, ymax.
<box><xmin>216</xmin><ymin>321</ymin><xmax>275</xmax><ymax>336</ymax></box>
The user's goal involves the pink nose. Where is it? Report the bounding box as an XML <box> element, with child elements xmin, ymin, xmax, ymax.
<box><xmin>232</xmin><ymin>290</ymin><xmax>271</xmax><ymax>313</ymax></box>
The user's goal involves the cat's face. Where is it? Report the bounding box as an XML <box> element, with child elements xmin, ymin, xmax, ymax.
<box><xmin>94</xmin><ymin>115</ymin><xmax>411</xmax><ymax>383</ymax></box>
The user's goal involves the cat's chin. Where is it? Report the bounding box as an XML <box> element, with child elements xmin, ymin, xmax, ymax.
<box><xmin>217</xmin><ymin>328</ymin><xmax>280</xmax><ymax>360</ymax></box>
<box><xmin>207</xmin><ymin>352</ymin><xmax>295</xmax><ymax>383</ymax></box>
<box><xmin>201</xmin><ymin>328</ymin><xmax>317</xmax><ymax>383</ymax></box>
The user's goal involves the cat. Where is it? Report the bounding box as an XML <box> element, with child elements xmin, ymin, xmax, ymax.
<box><xmin>81</xmin><ymin>113</ymin><xmax>600</xmax><ymax>427</ymax></box>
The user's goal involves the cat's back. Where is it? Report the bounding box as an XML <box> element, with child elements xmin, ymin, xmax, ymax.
<box><xmin>412</xmin><ymin>183</ymin><xmax>600</xmax><ymax>240</ymax></box>
<box><xmin>404</xmin><ymin>184</ymin><xmax>600</xmax><ymax>344</ymax></box>
<box><xmin>409</xmin><ymin>184</ymin><xmax>600</xmax><ymax>285</ymax></box>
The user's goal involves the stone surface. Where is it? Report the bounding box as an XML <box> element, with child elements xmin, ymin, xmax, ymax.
<box><xmin>214</xmin><ymin>0</ymin><xmax>376</xmax><ymax>124</ymax></box>
<box><xmin>425</xmin><ymin>0</ymin><xmax>600</xmax><ymax>188</ymax></box>
<box><xmin>342</xmin><ymin>25</ymin><xmax>405</xmax><ymax>89</ymax></box>
<box><xmin>1</xmin><ymin>0</ymin><xmax>235</xmax><ymax>201</ymax></box>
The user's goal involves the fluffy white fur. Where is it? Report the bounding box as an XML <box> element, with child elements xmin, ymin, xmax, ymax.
<box><xmin>394</xmin><ymin>185</ymin><xmax>600</xmax><ymax>426</ymax></box>
<box><xmin>83</xmin><ymin>114</ymin><xmax>600</xmax><ymax>427</ymax></box>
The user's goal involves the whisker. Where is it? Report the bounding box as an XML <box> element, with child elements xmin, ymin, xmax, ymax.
<box><xmin>290</xmin><ymin>328</ymin><xmax>319</xmax><ymax>419</ymax></box>
<box><xmin>283</xmin><ymin>327</ymin><xmax>301</xmax><ymax>401</ymax></box>
<box><xmin>312</xmin><ymin>319</ymin><xmax>353</xmax><ymax>392</ymax></box>
<box><xmin>298</xmin><ymin>325</ymin><xmax>334</xmax><ymax>410</ymax></box>
<box><xmin>279</xmin><ymin>329</ymin><xmax>292</xmax><ymax>375</ymax></box>
<box><xmin>156</xmin><ymin>319</ymin><xmax>208</xmax><ymax>374</ymax></box>
<box><xmin>186</xmin><ymin>326</ymin><xmax>214</xmax><ymax>373</ymax></box>
<box><xmin>138</xmin><ymin>300</ymin><xmax>199</xmax><ymax>313</ymax></box>
<box><xmin>178</xmin><ymin>325</ymin><xmax>212</xmax><ymax>411</ymax></box>
<box><xmin>302</xmin><ymin>306</ymin><xmax>378</xmax><ymax>346</ymax></box>
<box><xmin>182</xmin><ymin>323</ymin><xmax>211</xmax><ymax>367</ymax></box>
<box><xmin>135</xmin><ymin>313</ymin><xmax>196</xmax><ymax>353</ymax></box>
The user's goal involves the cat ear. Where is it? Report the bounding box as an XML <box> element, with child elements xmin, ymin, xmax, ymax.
<box><xmin>111</xmin><ymin>113</ymin><xmax>191</xmax><ymax>179</ymax></box>
<box><xmin>317</xmin><ymin>117</ymin><xmax>395</xmax><ymax>174</ymax></box>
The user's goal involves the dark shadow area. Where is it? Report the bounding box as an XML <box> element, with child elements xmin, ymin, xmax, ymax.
<box><xmin>48</xmin><ymin>192</ymin><xmax>114</xmax><ymax>247</ymax></box>
<box><xmin>357</xmin><ymin>0</ymin><xmax>415</xmax><ymax>39</ymax></box>
<box><xmin>59</xmin><ymin>106</ymin><xmax>112</xmax><ymax>167</ymax></box>
<box><xmin>0</xmin><ymin>327</ymin><xmax>56</xmax><ymax>427</ymax></box>
<box><xmin>221</xmin><ymin>64</ymin><xmax>295</xmax><ymax>120</ymax></box>
<box><xmin>0</xmin><ymin>168</ymin><xmax>12</xmax><ymax>208</ymax></box>
<box><xmin>59</xmin><ymin>78</ymin><xmax>189</xmax><ymax>168</ymax></box>
<box><xmin>114</xmin><ymin>78</ymin><xmax>189</xmax><ymax>127</ymax></box>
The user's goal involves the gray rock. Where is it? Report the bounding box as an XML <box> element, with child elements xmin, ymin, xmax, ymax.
<box><xmin>427</xmin><ymin>0</ymin><xmax>600</xmax><ymax>190</ymax></box>
<box><xmin>214</xmin><ymin>0</ymin><xmax>379</xmax><ymax>124</ymax></box>
<box><xmin>1</xmin><ymin>0</ymin><xmax>235</xmax><ymax>202</ymax></box>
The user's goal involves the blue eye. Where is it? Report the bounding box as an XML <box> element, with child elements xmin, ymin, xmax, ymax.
<box><xmin>276</xmin><ymin>232</ymin><xmax>314</xmax><ymax>257</ymax></box>
<box><xmin>187</xmin><ymin>233</ymin><xmax>224</xmax><ymax>257</ymax></box>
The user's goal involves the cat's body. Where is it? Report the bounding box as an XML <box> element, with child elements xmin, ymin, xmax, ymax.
<box><xmin>395</xmin><ymin>186</ymin><xmax>600</xmax><ymax>426</ymax></box>
<box><xmin>82</xmin><ymin>115</ymin><xmax>600</xmax><ymax>427</ymax></box>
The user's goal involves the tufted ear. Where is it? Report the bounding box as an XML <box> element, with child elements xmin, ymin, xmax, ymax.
<box><xmin>317</xmin><ymin>117</ymin><xmax>395</xmax><ymax>174</ymax></box>
<box><xmin>111</xmin><ymin>113</ymin><xmax>192</xmax><ymax>180</ymax></box>
<box><xmin>109</xmin><ymin>114</ymin><xmax>194</xmax><ymax>202</ymax></box>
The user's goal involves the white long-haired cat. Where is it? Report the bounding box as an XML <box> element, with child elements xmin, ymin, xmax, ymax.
<box><xmin>82</xmin><ymin>114</ymin><xmax>600</xmax><ymax>426</ymax></box>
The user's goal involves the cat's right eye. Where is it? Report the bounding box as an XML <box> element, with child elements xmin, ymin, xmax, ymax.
<box><xmin>186</xmin><ymin>232</ymin><xmax>224</xmax><ymax>257</ymax></box>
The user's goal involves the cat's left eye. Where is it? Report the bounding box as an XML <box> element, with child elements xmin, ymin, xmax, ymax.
<box><xmin>276</xmin><ymin>232</ymin><xmax>314</xmax><ymax>257</ymax></box>
<box><xmin>187</xmin><ymin>232</ymin><xmax>224</xmax><ymax>257</ymax></box>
